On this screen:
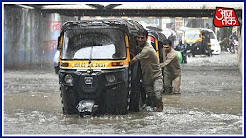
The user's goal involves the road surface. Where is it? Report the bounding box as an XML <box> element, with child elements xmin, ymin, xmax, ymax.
<box><xmin>3</xmin><ymin>52</ymin><xmax>242</xmax><ymax>136</ymax></box>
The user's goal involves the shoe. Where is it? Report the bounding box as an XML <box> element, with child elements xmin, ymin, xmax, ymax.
<box><xmin>173</xmin><ymin>92</ymin><xmax>181</xmax><ymax>94</ymax></box>
<box><xmin>156</xmin><ymin>103</ymin><xmax>163</xmax><ymax>112</ymax></box>
<box><xmin>143</xmin><ymin>105</ymin><xmax>154</xmax><ymax>112</ymax></box>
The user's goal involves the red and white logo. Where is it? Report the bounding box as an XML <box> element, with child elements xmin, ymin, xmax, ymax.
<box><xmin>213</xmin><ymin>7</ymin><xmax>239</xmax><ymax>27</ymax></box>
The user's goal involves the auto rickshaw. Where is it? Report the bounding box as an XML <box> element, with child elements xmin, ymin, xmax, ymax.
<box><xmin>57</xmin><ymin>19</ymin><xmax>146</xmax><ymax>116</ymax></box>
<box><xmin>146</xmin><ymin>26</ymin><xmax>167</xmax><ymax>63</ymax></box>
<box><xmin>184</xmin><ymin>28</ymin><xmax>212</xmax><ymax>57</ymax></box>
<box><xmin>145</xmin><ymin>26</ymin><xmax>186</xmax><ymax>64</ymax></box>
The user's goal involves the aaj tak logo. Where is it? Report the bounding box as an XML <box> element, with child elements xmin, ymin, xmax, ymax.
<box><xmin>213</xmin><ymin>7</ymin><xmax>240</xmax><ymax>27</ymax></box>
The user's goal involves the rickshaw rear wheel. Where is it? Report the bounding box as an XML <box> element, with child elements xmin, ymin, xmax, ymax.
<box><xmin>129</xmin><ymin>91</ymin><xmax>144</xmax><ymax>112</ymax></box>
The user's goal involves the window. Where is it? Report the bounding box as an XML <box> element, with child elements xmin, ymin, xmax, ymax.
<box><xmin>61</xmin><ymin>28</ymin><xmax>126</xmax><ymax>60</ymax></box>
<box><xmin>185</xmin><ymin>30</ymin><xmax>201</xmax><ymax>40</ymax></box>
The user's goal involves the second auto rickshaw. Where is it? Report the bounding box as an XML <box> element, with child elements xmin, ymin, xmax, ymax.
<box><xmin>184</xmin><ymin>28</ymin><xmax>212</xmax><ymax>57</ymax></box>
<box><xmin>146</xmin><ymin>26</ymin><xmax>167</xmax><ymax>63</ymax></box>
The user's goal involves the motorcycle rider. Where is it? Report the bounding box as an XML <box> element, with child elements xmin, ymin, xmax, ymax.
<box><xmin>175</xmin><ymin>39</ymin><xmax>187</xmax><ymax>63</ymax></box>
<box><xmin>228</xmin><ymin>31</ymin><xmax>238</xmax><ymax>52</ymax></box>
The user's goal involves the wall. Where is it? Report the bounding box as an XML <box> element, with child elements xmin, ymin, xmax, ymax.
<box><xmin>4</xmin><ymin>5</ymin><xmax>74</xmax><ymax>69</ymax></box>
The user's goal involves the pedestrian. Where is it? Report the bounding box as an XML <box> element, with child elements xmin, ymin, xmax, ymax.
<box><xmin>168</xmin><ymin>32</ymin><xmax>176</xmax><ymax>47</ymax></box>
<box><xmin>130</xmin><ymin>29</ymin><xmax>164</xmax><ymax>111</ymax></box>
<box><xmin>229</xmin><ymin>31</ymin><xmax>238</xmax><ymax>40</ymax></box>
<box><xmin>161</xmin><ymin>39</ymin><xmax>181</xmax><ymax>94</ymax></box>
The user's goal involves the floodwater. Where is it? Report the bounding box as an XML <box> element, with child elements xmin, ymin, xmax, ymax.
<box><xmin>3</xmin><ymin>52</ymin><xmax>242</xmax><ymax>136</ymax></box>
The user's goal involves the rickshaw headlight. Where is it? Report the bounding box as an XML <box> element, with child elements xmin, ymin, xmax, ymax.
<box><xmin>64</xmin><ymin>74</ymin><xmax>73</xmax><ymax>84</ymax></box>
<box><xmin>106</xmin><ymin>74</ymin><xmax>116</xmax><ymax>83</ymax></box>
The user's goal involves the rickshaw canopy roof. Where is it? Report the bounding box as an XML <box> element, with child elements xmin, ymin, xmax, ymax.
<box><xmin>61</xmin><ymin>19</ymin><xmax>144</xmax><ymax>36</ymax></box>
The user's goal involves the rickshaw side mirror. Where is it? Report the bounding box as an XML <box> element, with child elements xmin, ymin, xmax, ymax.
<box><xmin>57</xmin><ymin>36</ymin><xmax>61</xmax><ymax>50</ymax></box>
<box><xmin>57</xmin><ymin>35</ymin><xmax>63</xmax><ymax>50</ymax></box>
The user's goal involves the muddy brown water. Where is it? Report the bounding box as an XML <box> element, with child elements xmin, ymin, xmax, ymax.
<box><xmin>3</xmin><ymin>52</ymin><xmax>242</xmax><ymax>136</ymax></box>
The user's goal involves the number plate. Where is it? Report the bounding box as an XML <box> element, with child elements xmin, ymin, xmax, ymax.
<box><xmin>84</xmin><ymin>77</ymin><xmax>93</xmax><ymax>84</ymax></box>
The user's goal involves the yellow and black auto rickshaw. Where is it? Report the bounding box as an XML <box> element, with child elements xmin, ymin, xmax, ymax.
<box><xmin>184</xmin><ymin>28</ymin><xmax>212</xmax><ymax>57</ymax></box>
<box><xmin>146</xmin><ymin>26</ymin><xmax>167</xmax><ymax>63</ymax></box>
<box><xmin>57</xmin><ymin>19</ymin><xmax>146</xmax><ymax>116</ymax></box>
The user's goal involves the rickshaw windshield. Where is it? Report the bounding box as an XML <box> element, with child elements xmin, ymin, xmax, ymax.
<box><xmin>184</xmin><ymin>31</ymin><xmax>201</xmax><ymax>40</ymax></box>
<box><xmin>61</xmin><ymin>28</ymin><xmax>126</xmax><ymax>60</ymax></box>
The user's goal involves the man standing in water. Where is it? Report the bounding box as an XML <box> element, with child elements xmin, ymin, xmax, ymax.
<box><xmin>161</xmin><ymin>39</ymin><xmax>181</xmax><ymax>94</ymax></box>
<box><xmin>130</xmin><ymin>29</ymin><xmax>163</xmax><ymax>111</ymax></box>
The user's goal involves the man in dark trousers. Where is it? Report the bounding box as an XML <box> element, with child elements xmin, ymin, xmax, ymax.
<box><xmin>168</xmin><ymin>32</ymin><xmax>176</xmax><ymax>48</ymax></box>
<box><xmin>130</xmin><ymin>29</ymin><xmax>164</xmax><ymax>111</ymax></box>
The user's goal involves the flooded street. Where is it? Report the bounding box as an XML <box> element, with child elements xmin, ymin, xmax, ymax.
<box><xmin>3</xmin><ymin>52</ymin><xmax>242</xmax><ymax>136</ymax></box>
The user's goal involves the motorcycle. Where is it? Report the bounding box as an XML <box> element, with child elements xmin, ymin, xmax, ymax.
<box><xmin>228</xmin><ymin>39</ymin><xmax>239</xmax><ymax>54</ymax></box>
